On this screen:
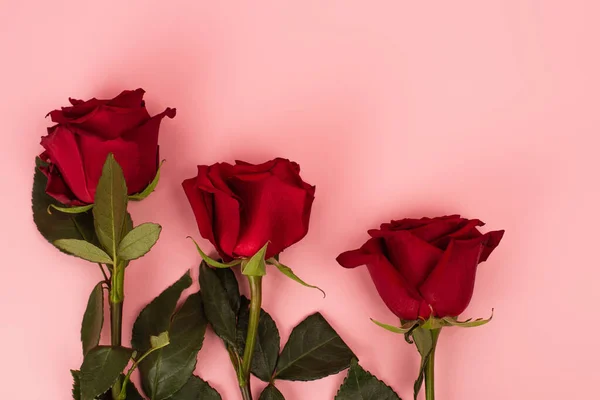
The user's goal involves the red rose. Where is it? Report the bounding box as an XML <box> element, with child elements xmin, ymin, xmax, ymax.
<box><xmin>337</xmin><ymin>215</ymin><xmax>504</xmax><ymax>320</ymax></box>
<box><xmin>39</xmin><ymin>89</ymin><xmax>176</xmax><ymax>205</ymax></box>
<box><xmin>182</xmin><ymin>158</ymin><xmax>315</xmax><ymax>260</ymax></box>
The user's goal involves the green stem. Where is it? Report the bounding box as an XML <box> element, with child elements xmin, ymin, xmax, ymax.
<box><xmin>118</xmin><ymin>340</ymin><xmax>170</xmax><ymax>400</ymax></box>
<box><xmin>425</xmin><ymin>328</ymin><xmax>441</xmax><ymax>400</ymax></box>
<box><xmin>110</xmin><ymin>263</ymin><xmax>125</xmax><ymax>399</ymax></box>
<box><xmin>240</xmin><ymin>385</ymin><xmax>252</xmax><ymax>400</ymax></box>
<box><xmin>239</xmin><ymin>276</ymin><xmax>262</xmax><ymax>400</ymax></box>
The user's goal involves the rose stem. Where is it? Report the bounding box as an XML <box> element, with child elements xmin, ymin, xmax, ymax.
<box><xmin>239</xmin><ymin>276</ymin><xmax>263</xmax><ymax>400</ymax></box>
<box><xmin>110</xmin><ymin>264</ymin><xmax>125</xmax><ymax>399</ymax></box>
<box><xmin>425</xmin><ymin>328</ymin><xmax>442</xmax><ymax>400</ymax></box>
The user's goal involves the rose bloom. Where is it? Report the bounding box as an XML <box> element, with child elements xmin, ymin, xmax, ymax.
<box><xmin>337</xmin><ymin>215</ymin><xmax>504</xmax><ymax>320</ymax></box>
<box><xmin>182</xmin><ymin>158</ymin><xmax>315</xmax><ymax>260</ymax></box>
<box><xmin>39</xmin><ymin>88</ymin><xmax>176</xmax><ymax>205</ymax></box>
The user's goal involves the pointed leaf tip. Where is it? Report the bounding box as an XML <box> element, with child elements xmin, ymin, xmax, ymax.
<box><xmin>268</xmin><ymin>258</ymin><xmax>326</xmax><ymax>297</ymax></box>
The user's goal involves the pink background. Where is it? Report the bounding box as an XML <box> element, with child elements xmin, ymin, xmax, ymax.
<box><xmin>1</xmin><ymin>1</ymin><xmax>598</xmax><ymax>399</ymax></box>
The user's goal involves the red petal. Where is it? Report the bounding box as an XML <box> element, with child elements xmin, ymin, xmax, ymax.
<box><xmin>371</xmin><ymin>230</ymin><xmax>443</xmax><ymax>288</ymax></box>
<box><xmin>419</xmin><ymin>236</ymin><xmax>490</xmax><ymax>317</ymax></box>
<box><xmin>338</xmin><ymin>238</ymin><xmax>424</xmax><ymax>320</ymax></box>
<box><xmin>230</xmin><ymin>169</ymin><xmax>314</xmax><ymax>259</ymax></box>
<box><xmin>40</xmin><ymin>126</ymin><xmax>93</xmax><ymax>203</ymax></box>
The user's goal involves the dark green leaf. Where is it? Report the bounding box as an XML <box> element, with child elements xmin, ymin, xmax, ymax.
<box><xmin>140</xmin><ymin>292</ymin><xmax>208</xmax><ymax>400</ymax></box>
<box><xmin>129</xmin><ymin>160</ymin><xmax>164</xmax><ymax>201</ymax></box>
<box><xmin>132</xmin><ymin>271</ymin><xmax>192</xmax><ymax>352</ymax></box>
<box><xmin>79</xmin><ymin>346</ymin><xmax>133</xmax><ymax>400</ymax></box>
<box><xmin>199</xmin><ymin>262</ymin><xmax>238</xmax><ymax>347</ymax></box>
<box><xmin>168</xmin><ymin>376</ymin><xmax>221</xmax><ymax>400</ymax></box>
<box><xmin>71</xmin><ymin>370</ymin><xmax>81</xmax><ymax>400</ymax></box>
<box><xmin>122</xmin><ymin>376</ymin><xmax>144</xmax><ymax>400</ymax></box>
<box><xmin>93</xmin><ymin>154</ymin><xmax>128</xmax><ymax>257</ymax></box>
<box><xmin>32</xmin><ymin>159</ymin><xmax>97</xmax><ymax>246</ymax></box>
<box><xmin>117</xmin><ymin>223</ymin><xmax>162</xmax><ymax>261</ymax></box>
<box><xmin>236</xmin><ymin>296</ymin><xmax>280</xmax><ymax>382</ymax></box>
<box><xmin>275</xmin><ymin>313</ymin><xmax>355</xmax><ymax>381</ymax></box>
<box><xmin>81</xmin><ymin>282</ymin><xmax>104</xmax><ymax>355</ymax></box>
<box><xmin>411</xmin><ymin>327</ymin><xmax>433</xmax><ymax>400</ymax></box>
<box><xmin>54</xmin><ymin>239</ymin><xmax>113</xmax><ymax>264</ymax></box>
<box><xmin>335</xmin><ymin>359</ymin><xmax>401</xmax><ymax>400</ymax></box>
<box><xmin>214</xmin><ymin>267</ymin><xmax>240</xmax><ymax>317</ymax></box>
<box><xmin>258</xmin><ymin>384</ymin><xmax>284</xmax><ymax>400</ymax></box>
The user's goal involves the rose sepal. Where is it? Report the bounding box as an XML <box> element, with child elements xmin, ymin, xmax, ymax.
<box><xmin>187</xmin><ymin>236</ymin><xmax>242</xmax><ymax>268</ymax></box>
<box><xmin>371</xmin><ymin>318</ymin><xmax>419</xmax><ymax>334</ymax></box>
<box><xmin>441</xmin><ymin>309</ymin><xmax>494</xmax><ymax>328</ymax></box>
<box><xmin>129</xmin><ymin>160</ymin><xmax>165</xmax><ymax>201</ymax></box>
<box><xmin>372</xmin><ymin>309</ymin><xmax>494</xmax><ymax>335</ymax></box>
<box><xmin>241</xmin><ymin>242</ymin><xmax>269</xmax><ymax>276</ymax></box>
<box><xmin>266</xmin><ymin>257</ymin><xmax>326</xmax><ymax>297</ymax></box>
<box><xmin>48</xmin><ymin>203</ymin><xmax>94</xmax><ymax>214</ymax></box>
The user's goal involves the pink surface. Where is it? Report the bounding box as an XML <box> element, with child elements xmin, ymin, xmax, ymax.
<box><xmin>1</xmin><ymin>1</ymin><xmax>598</xmax><ymax>399</ymax></box>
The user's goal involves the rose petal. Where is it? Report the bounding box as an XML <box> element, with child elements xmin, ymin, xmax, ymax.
<box><xmin>182</xmin><ymin>173</ymin><xmax>222</xmax><ymax>256</ymax></box>
<box><xmin>119</xmin><ymin>107</ymin><xmax>175</xmax><ymax>192</ymax></box>
<box><xmin>419</xmin><ymin>236</ymin><xmax>491</xmax><ymax>317</ymax></box>
<box><xmin>407</xmin><ymin>215</ymin><xmax>469</xmax><ymax>243</ymax></box>
<box><xmin>201</xmin><ymin>165</ymin><xmax>241</xmax><ymax>258</ymax></box>
<box><xmin>39</xmin><ymin>162</ymin><xmax>84</xmax><ymax>206</ymax></box>
<box><xmin>381</xmin><ymin>215</ymin><xmax>461</xmax><ymax>231</ymax></box>
<box><xmin>373</xmin><ymin>230</ymin><xmax>443</xmax><ymax>288</ymax></box>
<box><xmin>40</xmin><ymin>126</ymin><xmax>93</xmax><ymax>203</ymax></box>
<box><xmin>430</xmin><ymin>218</ymin><xmax>485</xmax><ymax>249</ymax></box>
<box><xmin>230</xmin><ymin>171</ymin><xmax>314</xmax><ymax>259</ymax></box>
<box><xmin>480</xmin><ymin>230</ymin><xmax>505</xmax><ymax>261</ymax></box>
<box><xmin>49</xmin><ymin>89</ymin><xmax>151</xmax><ymax>140</ymax></box>
<box><xmin>338</xmin><ymin>238</ymin><xmax>425</xmax><ymax>320</ymax></box>
<box><xmin>106</xmin><ymin>88</ymin><xmax>146</xmax><ymax>108</ymax></box>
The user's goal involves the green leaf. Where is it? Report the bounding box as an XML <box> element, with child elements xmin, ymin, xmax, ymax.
<box><xmin>335</xmin><ymin>359</ymin><xmax>401</xmax><ymax>400</ymax></box>
<box><xmin>139</xmin><ymin>292</ymin><xmax>208</xmax><ymax>400</ymax></box>
<box><xmin>370</xmin><ymin>319</ymin><xmax>418</xmax><ymax>335</ymax></box>
<box><xmin>54</xmin><ymin>239</ymin><xmax>113</xmax><ymax>264</ymax></box>
<box><xmin>132</xmin><ymin>271</ymin><xmax>192</xmax><ymax>352</ymax></box>
<box><xmin>241</xmin><ymin>242</ymin><xmax>268</xmax><ymax>277</ymax></box>
<box><xmin>93</xmin><ymin>154</ymin><xmax>128</xmax><ymax>257</ymax></box>
<box><xmin>81</xmin><ymin>282</ymin><xmax>104</xmax><ymax>355</ymax></box>
<box><xmin>79</xmin><ymin>346</ymin><xmax>133</xmax><ymax>400</ymax></box>
<box><xmin>32</xmin><ymin>159</ymin><xmax>97</xmax><ymax>246</ymax></box>
<box><xmin>441</xmin><ymin>310</ymin><xmax>494</xmax><ymax>328</ymax></box>
<box><xmin>199</xmin><ymin>262</ymin><xmax>239</xmax><ymax>347</ymax></box>
<box><xmin>129</xmin><ymin>160</ymin><xmax>165</xmax><ymax>201</ymax></box>
<box><xmin>122</xmin><ymin>376</ymin><xmax>144</xmax><ymax>400</ymax></box>
<box><xmin>188</xmin><ymin>237</ymin><xmax>242</xmax><ymax>268</ymax></box>
<box><xmin>267</xmin><ymin>258</ymin><xmax>325</xmax><ymax>297</ymax></box>
<box><xmin>215</xmin><ymin>267</ymin><xmax>241</xmax><ymax>314</ymax></box>
<box><xmin>411</xmin><ymin>327</ymin><xmax>433</xmax><ymax>400</ymax></box>
<box><xmin>169</xmin><ymin>376</ymin><xmax>221</xmax><ymax>400</ymax></box>
<box><xmin>258</xmin><ymin>384</ymin><xmax>285</xmax><ymax>400</ymax></box>
<box><xmin>49</xmin><ymin>203</ymin><xmax>94</xmax><ymax>214</ymax></box>
<box><xmin>71</xmin><ymin>370</ymin><xmax>81</xmax><ymax>400</ymax></box>
<box><xmin>275</xmin><ymin>313</ymin><xmax>355</xmax><ymax>381</ymax></box>
<box><xmin>117</xmin><ymin>223</ymin><xmax>162</xmax><ymax>261</ymax></box>
<box><xmin>236</xmin><ymin>296</ymin><xmax>280</xmax><ymax>382</ymax></box>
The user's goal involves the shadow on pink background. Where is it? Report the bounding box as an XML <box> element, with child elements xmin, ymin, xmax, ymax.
<box><xmin>1</xmin><ymin>1</ymin><xmax>598</xmax><ymax>399</ymax></box>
